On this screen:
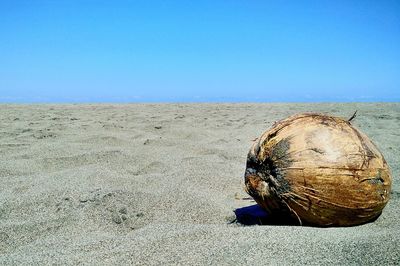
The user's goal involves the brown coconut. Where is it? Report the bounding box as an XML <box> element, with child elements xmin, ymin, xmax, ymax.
<box><xmin>244</xmin><ymin>113</ymin><xmax>392</xmax><ymax>226</ymax></box>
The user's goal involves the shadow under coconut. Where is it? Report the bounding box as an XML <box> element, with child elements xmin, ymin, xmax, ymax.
<box><xmin>233</xmin><ymin>204</ymin><xmax>299</xmax><ymax>226</ymax></box>
<box><xmin>233</xmin><ymin>204</ymin><xmax>384</xmax><ymax>227</ymax></box>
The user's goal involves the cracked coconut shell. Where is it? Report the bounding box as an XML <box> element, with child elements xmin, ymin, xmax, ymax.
<box><xmin>244</xmin><ymin>113</ymin><xmax>392</xmax><ymax>226</ymax></box>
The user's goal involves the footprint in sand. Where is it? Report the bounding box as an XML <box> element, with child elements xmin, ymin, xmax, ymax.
<box><xmin>76</xmin><ymin>189</ymin><xmax>147</xmax><ymax>229</ymax></box>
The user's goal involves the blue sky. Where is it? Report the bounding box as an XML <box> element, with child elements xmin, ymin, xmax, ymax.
<box><xmin>0</xmin><ymin>1</ymin><xmax>399</xmax><ymax>102</ymax></box>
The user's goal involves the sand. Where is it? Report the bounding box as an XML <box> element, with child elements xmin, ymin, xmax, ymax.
<box><xmin>0</xmin><ymin>103</ymin><xmax>399</xmax><ymax>265</ymax></box>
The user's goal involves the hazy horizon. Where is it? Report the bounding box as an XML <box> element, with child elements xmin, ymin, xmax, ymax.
<box><xmin>1</xmin><ymin>94</ymin><xmax>399</xmax><ymax>104</ymax></box>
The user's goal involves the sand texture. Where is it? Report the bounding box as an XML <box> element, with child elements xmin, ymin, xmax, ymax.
<box><xmin>0</xmin><ymin>103</ymin><xmax>399</xmax><ymax>265</ymax></box>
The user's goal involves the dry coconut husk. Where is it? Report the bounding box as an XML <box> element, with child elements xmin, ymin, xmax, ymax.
<box><xmin>244</xmin><ymin>113</ymin><xmax>392</xmax><ymax>226</ymax></box>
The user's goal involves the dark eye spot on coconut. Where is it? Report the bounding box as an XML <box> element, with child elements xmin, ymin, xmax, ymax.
<box><xmin>257</xmin><ymin>138</ymin><xmax>293</xmax><ymax>196</ymax></box>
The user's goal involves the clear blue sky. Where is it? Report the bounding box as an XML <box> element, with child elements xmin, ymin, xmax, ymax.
<box><xmin>0</xmin><ymin>1</ymin><xmax>399</xmax><ymax>102</ymax></box>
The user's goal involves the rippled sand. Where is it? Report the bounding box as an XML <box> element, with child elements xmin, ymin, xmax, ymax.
<box><xmin>0</xmin><ymin>103</ymin><xmax>399</xmax><ymax>265</ymax></box>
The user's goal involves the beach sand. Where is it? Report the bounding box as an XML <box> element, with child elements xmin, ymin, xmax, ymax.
<box><xmin>0</xmin><ymin>103</ymin><xmax>399</xmax><ymax>265</ymax></box>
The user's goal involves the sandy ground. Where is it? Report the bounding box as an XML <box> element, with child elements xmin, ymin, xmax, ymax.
<box><xmin>0</xmin><ymin>103</ymin><xmax>399</xmax><ymax>265</ymax></box>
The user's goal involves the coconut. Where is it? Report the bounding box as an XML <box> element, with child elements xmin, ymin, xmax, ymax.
<box><xmin>244</xmin><ymin>113</ymin><xmax>392</xmax><ymax>226</ymax></box>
